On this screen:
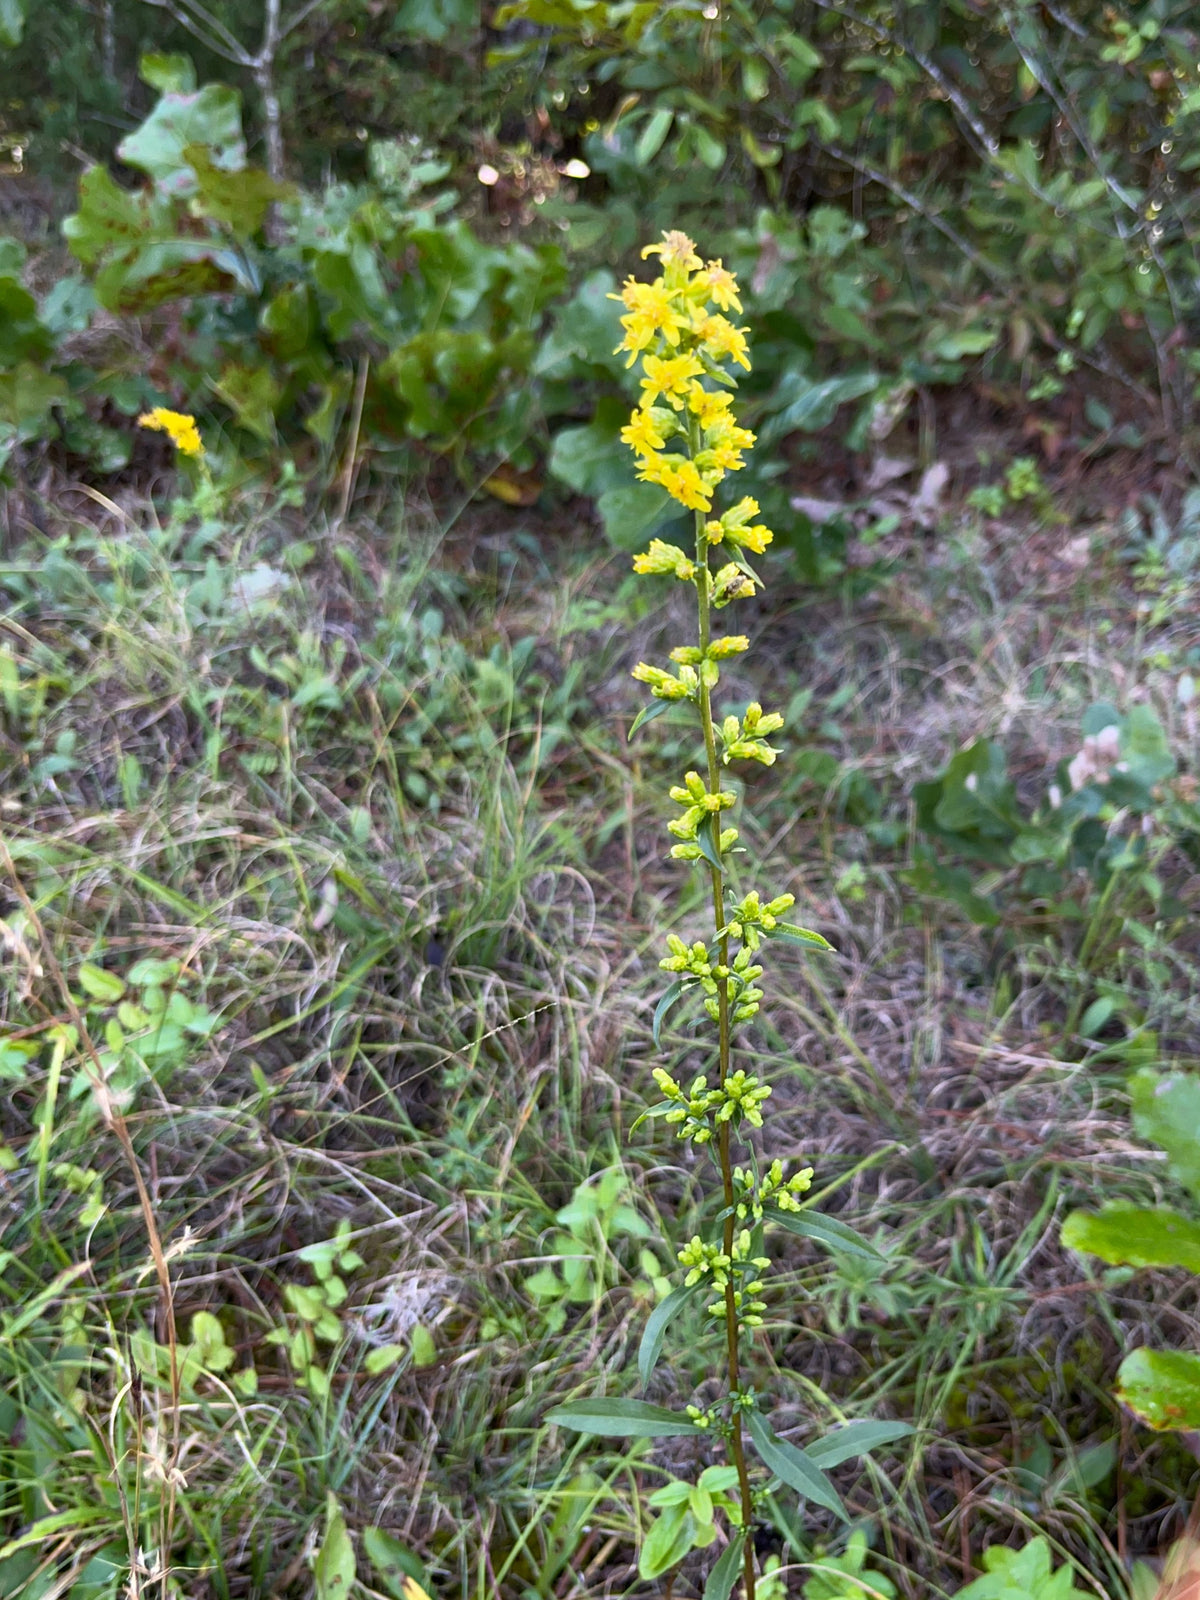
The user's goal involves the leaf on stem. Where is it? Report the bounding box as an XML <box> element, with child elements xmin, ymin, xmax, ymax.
<box><xmin>546</xmin><ymin>1397</ymin><xmax>705</xmax><ymax>1437</ymax></box>
<box><xmin>653</xmin><ymin>978</ymin><xmax>687</xmax><ymax>1048</ymax></box>
<box><xmin>638</xmin><ymin>1282</ymin><xmax>694</xmax><ymax>1389</ymax></box>
<box><xmin>770</xmin><ymin>922</ymin><xmax>833</xmax><ymax>950</ymax></box>
<box><xmin>703</xmin><ymin>1532</ymin><xmax>747</xmax><ymax>1600</ymax></box>
<box><xmin>629</xmin><ymin>698</ymin><xmax>675</xmax><ymax>740</ymax></box>
<box><xmin>806</xmin><ymin>1418</ymin><xmax>914</xmax><ymax>1469</ymax></box>
<box><xmin>772</xmin><ymin>1208</ymin><xmax>883</xmax><ymax>1261</ymax></box>
<box><xmin>746</xmin><ymin>1410</ymin><xmax>847</xmax><ymax>1520</ymax></box>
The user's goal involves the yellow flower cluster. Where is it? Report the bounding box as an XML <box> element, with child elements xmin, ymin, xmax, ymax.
<box><xmin>613</xmin><ymin>231</ymin><xmax>771</xmax><ymax>534</ymax></box>
<box><xmin>137</xmin><ymin>407</ymin><xmax>204</xmax><ymax>458</ymax></box>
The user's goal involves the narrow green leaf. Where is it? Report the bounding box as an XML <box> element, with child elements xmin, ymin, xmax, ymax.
<box><xmin>805</xmin><ymin>1419</ymin><xmax>913</xmax><ymax>1469</ymax></box>
<box><xmin>694</xmin><ymin>822</ymin><xmax>722</xmax><ymax>872</ymax></box>
<box><xmin>629</xmin><ymin>1099</ymin><xmax>678</xmax><ymax>1135</ymax></box>
<box><xmin>746</xmin><ymin>1410</ymin><xmax>847</xmax><ymax>1520</ymax></box>
<box><xmin>771</xmin><ymin>922</ymin><xmax>833</xmax><ymax>951</ymax></box>
<box><xmin>546</xmin><ymin>1397</ymin><xmax>703</xmax><ymax>1437</ymax></box>
<box><xmin>653</xmin><ymin>978</ymin><xmax>687</xmax><ymax>1048</ymax></box>
<box><xmin>639</xmin><ymin>1282</ymin><xmax>692</xmax><ymax>1389</ymax></box>
<box><xmin>629</xmin><ymin>698</ymin><xmax>675</xmax><ymax>740</ymax></box>
<box><xmin>635</xmin><ymin>107</ymin><xmax>674</xmax><ymax>165</ymax></box>
<box><xmin>772</xmin><ymin>1208</ymin><xmax>883</xmax><ymax>1261</ymax></box>
<box><xmin>703</xmin><ymin>1532</ymin><xmax>746</xmax><ymax>1600</ymax></box>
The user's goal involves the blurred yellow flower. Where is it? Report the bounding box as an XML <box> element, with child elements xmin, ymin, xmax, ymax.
<box><xmin>641</xmin><ymin>230</ymin><xmax>702</xmax><ymax>270</ymax></box>
<box><xmin>137</xmin><ymin>408</ymin><xmax>204</xmax><ymax>458</ymax></box>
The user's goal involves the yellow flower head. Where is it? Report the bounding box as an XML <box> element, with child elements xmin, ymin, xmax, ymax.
<box><xmin>642</xmin><ymin>230</ymin><xmax>702</xmax><ymax>271</ymax></box>
<box><xmin>620</xmin><ymin>407</ymin><xmax>668</xmax><ymax>456</ymax></box>
<box><xmin>138</xmin><ymin>408</ymin><xmax>204</xmax><ymax>458</ymax></box>
<box><xmin>641</xmin><ymin>352</ymin><xmax>705</xmax><ymax>409</ymax></box>
<box><xmin>614</xmin><ymin>278</ymin><xmax>690</xmax><ymax>364</ymax></box>
<box><xmin>639</xmin><ymin>453</ymin><xmax>713</xmax><ymax>512</ymax></box>
<box><xmin>700</xmin><ymin>260</ymin><xmax>742</xmax><ymax>313</ymax></box>
<box><xmin>697</xmin><ymin>314</ymin><xmax>751</xmax><ymax>371</ymax></box>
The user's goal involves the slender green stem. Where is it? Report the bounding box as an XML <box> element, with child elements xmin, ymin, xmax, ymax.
<box><xmin>690</xmin><ymin>417</ymin><xmax>756</xmax><ymax>1600</ymax></box>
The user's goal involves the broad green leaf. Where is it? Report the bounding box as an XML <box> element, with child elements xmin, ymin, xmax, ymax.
<box><xmin>653</xmin><ymin>978</ymin><xmax>687</xmax><ymax>1048</ymax></box>
<box><xmin>1130</xmin><ymin>1067</ymin><xmax>1200</xmax><ymax>1200</ymax></box>
<box><xmin>186</xmin><ymin>146</ymin><xmax>292</xmax><ymax>236</ymax></box>
<box><xmin>213</xmin><ymin>361</ymin><xmax>282</xmax><ymax>443</ymax></box>
<box><xmin>0</xmin><ymin>364</ymin><xmax>67</xmax><ymax>440</ymax></box>
<box><xmin>364</xmin><ymin>1344</ymin><xmax>404</xmax><ymax>1375</ymax></box>
<box><xmin>313</xmin><ymin>1493</ymin><xmax>356</xmax><ymax>1600</ymax></box>
<box><xmin>63</xmin><ymin>168</ymin><xmax>168</xmax><ymax>270</ymax></box>
<box><xmin>805</xmin><ymin>1419</ymin><xmax>913</xmax><ymax>1469</ymax></box>
<box><xmin>0</xmin><ymin>0</ymin><xmax>24</xmax><ymax>49</ymax></box>
<box><xmin>1116</xmin><ymin>1348</ymin><xmax>1200</xmax><ymax>1431</ymax></box>
<box><xmin>76</xmin><ymin>963</ymin><xmax>126</xmax><ymax>1003</ymax></box>
<box><xmin>95</xmin><ymin>240</ymin><xmax>250</xmax><ymax>313</ymax></box>
<box><xmin>0</xmin><ymin>277</ymin><xmax>51</xmax><ymax>366</ymax></box>
<box><xmin>118</xmin><ymin>86</ymin><xmax>246</xmax><ymax>190</ymax></box>
<box><xmin>546</xmin><ymin>1397</ymin><xmax>703</xmax><ymax>1437</ymax></box>
<box><xmin>363</xmin><ymin>1526</ymin><xmax>427</xmax><ymax>1600</ymax></box>
<box><xmin>597</xmin><ymin>483</ymin><xmax>678</xmax><ymax>552</ymax></box>
<box><xmin>548</xmin><ymin>403</ymin><xmax>629</xmax><ymax>496</ymax></box>
<box><xmin>639</xmin><ymin>1501</ymin><xmax>693</xmax><ymax>1580</ymax></box>
<box><xmin>638</xmin><ymin>1282</ymin><xmax>692</xmax><ymax>1389</ymax></box>
<box><xmin>772</xmin><ymin>1207</ymin><xmax>884</xmax><ymax>1261</ymax></box>
<box><xmin>745</xmin><ymin>1410</ymin><xmax>847</xmax><ymax>1519</ymax></box>
<box><xmin>703</xmin><ymin>1532</ymin><xmax>746</xmax><ymax>1600</ymax></box>
<box><xmin>758</xmin><ymin>369</ymin><xmax>878</xmax><ymax>444</ymax></box>
<box><xmin>1121</xmin><ymin>704</ymin><xmax>1174</xmax><ymax>788</ymax></box>
<box><xmin>139</xmin><ymin>52</ymin><xmax>196</xmax><ymax>93</ymax></box>
<box><xmin>410</xmin><ymin>1324</ymin><xmax>437</xmax><ymax>1367</ymax></box>
<box><xmin>1062</xmin><ymin>1204</ymin><xmax>1200</xmax><ymax>1273</ymax></box>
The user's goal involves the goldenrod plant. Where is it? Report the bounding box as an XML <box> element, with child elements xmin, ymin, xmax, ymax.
<box><xmin>547</xmin><ymin>232</ymin><xmax>910</xmax><ymax>1600</ymax></box>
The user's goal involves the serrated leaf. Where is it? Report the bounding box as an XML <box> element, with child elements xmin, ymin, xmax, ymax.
<box><xmin>1116</xmin><ymin>1348</ymin><xmax>1200</xmax><ymax>1431</ymax></box>
<box><xmin>313</xmin><ymin>1493</ymin><xmax>356</xmax><ymax>1600</ymax></box>
<box><xmin>638</xmin><ymin>1282</ymin><xmax>692</xmax><ymax>1389</ymax></box>
<box><xmin>545</xmin><ymin>1397</ymin><xmax>704</xmax><ymax>1437</ymax></box>
<box><xmin>805</xmin><ymin>1419</ymin><xmax>913</xmax><ymax>1469</ymax></box>
<box><xmin>745</xmin><ymin>1410</ymin><xmax>847</xmax><ymax>1519</ymax></box>
<box><xmin>1062</xmin><ymin>1204</ymin><xmax>1200</xmax><ymax>1273</ymax></box>
<box><xmin>653</xmin><ymin>979</ymin><xmax>687</xmax><ymax>1048</ymax></box>
<box><xmin>771</xmin><ymin>922</ymin><xmax>833</xmax><ymax>951</ymax></box>
<box><xmin>703</xmin><ymin>1532</ymin><xmax>746</xmax><ymax>1600</ymax></box>
<box><xmin>772</xmin><ymin>1208</ymin><xmax>883</xmax><ymax>1261</ymax></box>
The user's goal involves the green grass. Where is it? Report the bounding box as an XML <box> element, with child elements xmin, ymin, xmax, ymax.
<box><xmin>1</xmin><ymin>480</ymin><xmax>1198</xmax><ymax>1600</ymax></box>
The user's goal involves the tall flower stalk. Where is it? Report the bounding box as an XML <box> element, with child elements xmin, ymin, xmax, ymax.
<box><xmin>549</xmin><ymin>230</ymin><xmax>903</xmax><ymax>1600</ymax></box>
<box><xmin>623</xmin><ymin>231</ymin><xmax>816</xmax><ymax>1599</ymax></box>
